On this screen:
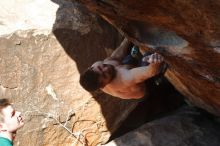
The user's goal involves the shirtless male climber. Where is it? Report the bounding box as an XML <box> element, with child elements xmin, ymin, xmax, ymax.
<box><xmin>79</xmin><ymin>38</ymin><xmax>164</xmax><ymax>99</ymax></box>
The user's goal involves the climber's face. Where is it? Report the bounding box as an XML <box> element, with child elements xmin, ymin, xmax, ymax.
<box><xmin>91</xmin><ymin>61</ymin><xmax>116</xmax><ymax>87</ymax></box>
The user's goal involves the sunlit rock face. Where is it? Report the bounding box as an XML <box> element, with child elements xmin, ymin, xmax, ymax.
<box><xmin>0</xmin><ymin>0</ymin><xmax>58</xmax><ymax>35</ymax></box>
<box><xmin>75</xmin><ymin>0</ymin><xmax>220</xmax><ymax>116</ymax></box>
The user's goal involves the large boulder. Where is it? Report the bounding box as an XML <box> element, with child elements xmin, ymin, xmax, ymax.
<box><xmin>75</xmin><ymin>0</ymin><xmax>220</xmax><ymax>116</ymax></box>
<box><xmin>105</xmin><ymin>105</ymin><xmax>220</xmax><ymax>146</ymax></box>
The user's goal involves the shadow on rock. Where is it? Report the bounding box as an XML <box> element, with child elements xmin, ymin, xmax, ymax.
<box><xmin>52</xmin><ymin>0</ymin><xmax>185</xmax><ymax>144</ymax></box>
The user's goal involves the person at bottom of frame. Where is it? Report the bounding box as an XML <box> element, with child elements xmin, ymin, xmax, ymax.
<box><xmin>0</xmin><ymin>98</ymin><xmax>24</xmax><ymax>146</ymax></box>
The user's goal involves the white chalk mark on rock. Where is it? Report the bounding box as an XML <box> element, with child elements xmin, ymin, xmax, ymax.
<box><xmin>46</xmin><ymin>84</ymin><xmax>58</xmax><ymax>100</ymax></box>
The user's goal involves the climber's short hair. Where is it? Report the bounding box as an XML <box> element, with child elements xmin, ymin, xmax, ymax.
<box><xmin>80</xmin><ymin>68</ymin><xmax>102</xmax><ymax>92</ymax></box>
<box><xmin>0</xmin><ymin>98</ymin><xmax>11</xmax><ymax>122</ymax></box>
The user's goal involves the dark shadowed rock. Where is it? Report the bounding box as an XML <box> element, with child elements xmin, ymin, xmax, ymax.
<box><xmin>105</xmin><ymin>106</ymin><xmax>220</xmax><ymax>146</ymax></box>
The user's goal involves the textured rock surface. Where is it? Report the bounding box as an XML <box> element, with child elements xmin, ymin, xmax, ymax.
<box><xmin>105</xmin><ymin>106</ymin><xmax>220</xmax><ymax>146</ymax></box>
<box><xmin>75</xmin><ymin>0</ymin><xmax>220</xmax><ymax>116</ymax></box>
<box><xmin>0</xmin><ymin>28</ymin><xmax>137</xmax><ymax>146</ymax></box>
<box><xmin>0</xmin><ymin>0</ymin><xmax>139</xmax><ymax>145</ymax></box>
<box><xmin>0</xmin><ymin>0</ymin><xmax>58</xmax><ymax>35</ymax></box>
<box><xmin>2</xmin><ymin>0</ymin><xmax>219</xmax><ymax>146</ymax></box>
